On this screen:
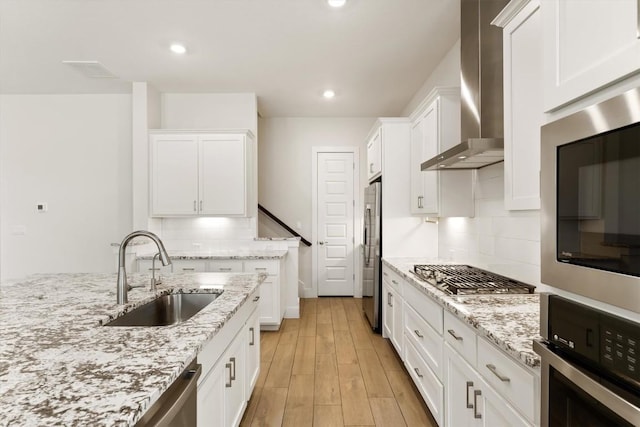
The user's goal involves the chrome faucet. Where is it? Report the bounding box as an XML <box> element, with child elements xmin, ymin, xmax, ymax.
<box><xmin>117</xmin><ymin>230</ymin><xmax>171</xmax><ymax>304</ymax></box>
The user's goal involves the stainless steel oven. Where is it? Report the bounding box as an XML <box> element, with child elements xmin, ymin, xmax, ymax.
<box><xmin>541</xmin><ymin>87</ymin><xmax>640</xmax><ymax>315</ymax></box>
<box><xmin>534</xmin><ymin>294</ymin><xmax>640</xmax><ymax>426</ymax></box>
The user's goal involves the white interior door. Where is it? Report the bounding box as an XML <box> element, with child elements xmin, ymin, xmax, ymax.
<box><xmin>317</xmin><ymin>152</ymin><xmax>355</xmax><ymax>296</ymax></box>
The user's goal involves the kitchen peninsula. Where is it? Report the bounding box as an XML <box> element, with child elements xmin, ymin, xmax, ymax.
<box><xmin>0</xmin><ymin>271</ymin><xmax>265</xmax><ymax>426</ymax></box>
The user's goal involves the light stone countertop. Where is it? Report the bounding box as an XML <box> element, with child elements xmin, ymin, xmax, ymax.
<box><xmin>137</xmin><ymin>248</ymin><xmax>288</xmax><ymax>260</ymax></box>
<box><xmin>383</xmin><ymin>258</ymin><xmax>541</xmax><ymax>369</ymax></box>
<box><xmin>0</xmin><ymin>271</ymin><xmax>265</xmax><ymax>427</ymax></box>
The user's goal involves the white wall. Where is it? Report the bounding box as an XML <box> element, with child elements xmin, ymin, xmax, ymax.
<box><xmin>0</xmin><ymin>94</ymin><xmax>132</xmax><ymax>280</ymax></box>
<box><xmin>437</xmin><ymin>163</ymin><xmax>547</xmax><ymax>290</ymax></box>
<box><xmin>257</xmin><ymin>117</ymin><xmax>376</xmax><ymax>296</ymax></box>
<box><xmin>402</xmin><ymin>39</ymin><xmax>461</xmax><ymax>117</ymax></box>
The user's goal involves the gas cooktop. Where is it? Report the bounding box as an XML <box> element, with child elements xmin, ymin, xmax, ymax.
<box><xmin>412</xmin><ymin>264</ymin><xmax>536</xmax><ymax>295</ymax></box>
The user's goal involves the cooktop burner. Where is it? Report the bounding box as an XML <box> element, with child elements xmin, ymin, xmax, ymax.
<box><xmin>412</xmin><ymin>264</ymin><xmax>536</xmax><ymax>295</ymax></box>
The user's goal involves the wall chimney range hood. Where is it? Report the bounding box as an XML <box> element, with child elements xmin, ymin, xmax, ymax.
<box><xmin>422</xmin><ymin>0</ymin><xmax>508</xmax><ymax>171</ymax></box>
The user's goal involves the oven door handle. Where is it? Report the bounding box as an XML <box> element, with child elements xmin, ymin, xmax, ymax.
<box><xmin>533</xmin><ymin>340</ymin><xmax>640</xmax><ymax>425</ymax></box>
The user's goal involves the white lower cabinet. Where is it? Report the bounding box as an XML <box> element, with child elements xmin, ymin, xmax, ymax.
<box><xmin>381</xmin><ymin>264</ymin><xmax>539</xmax><ymax>427</ymax></box>
<box><xmin>445</xmin><ymin>343</ymin><xmax>531</xmax><ymax>427</ymax></box>
<box><xmin>197</xmin><ymin>289</ymin><xmax>260</xmax><ymax>427</ymax></box>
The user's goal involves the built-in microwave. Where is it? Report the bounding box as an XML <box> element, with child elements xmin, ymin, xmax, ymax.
<box><xmin>541</xmin><ymin>87</ymin><xmax>640</xmax><ymax>315</ymax></box>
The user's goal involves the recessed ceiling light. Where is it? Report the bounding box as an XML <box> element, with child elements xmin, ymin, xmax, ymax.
<box><xmin>170</xmin><ymin>43</ymin><xmax>187</xmax><ymax>54</ymax></box>
<box><xmin>327</xmin><ymin>0</ymin><xmax>346</xmax><ymax>8</ymax></box>
<box><xmin>323</xmin><ymin>89</ymin><xmax>336</xmax><ymax>99</ymax></box>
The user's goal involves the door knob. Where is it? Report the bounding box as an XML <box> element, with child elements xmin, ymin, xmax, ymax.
<box><xmin>318</xmin><ymin>241</ymin><xmax>325</xmax><ymax>245</ymax></box>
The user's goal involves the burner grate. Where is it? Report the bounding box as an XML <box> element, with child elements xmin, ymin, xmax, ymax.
<box><xmin>413</xmin><ymin>264</ymin><xmax>535</xmax><ymax>295</ymax></box>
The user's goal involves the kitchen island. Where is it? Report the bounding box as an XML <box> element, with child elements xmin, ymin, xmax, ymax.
<box><xmin>0</xmin><ymin>271</ymin><xmax>265</xmax><ymax>426</ymax></box>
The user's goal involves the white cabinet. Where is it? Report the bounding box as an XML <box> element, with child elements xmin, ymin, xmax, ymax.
<box><xmin>381</xmin><ymin>267</ymin><xmax>403</xmax><ymax>354</ymax></box>
<box><xmin>197</xmin><ymin>289</ymin><xmax>260</xmax><ymax>427</ymax></box>
<box><xmin>171</xmin><ymin>259</ymin><xmax>207</xmax><ymax>273</ymax></box>
<box><xmin>366</xmin><ymin>127</ymin><xmax>382</xmax><ymax>182</ymax></box>
<box><xmin>541</xmin><ymin>0</ymin><xmax>640</xmax><ymax>111</ymax></box>
<box><xmin>150</xmin><ymin>131</ymin><xmax>255</xmax><ymax>217</ymax></box>
<box><xmin>409</xmin><ymin>87</ymin><xmax>474</xmax><ymax>217</ymax></box>
<box><xmin>245</xmin><ymin>259</ymin><xmax>285</xmax><ymax>330</ymax></box>
<box><xmin>137</xmin><ymin>259</ymin><xmax>173</xmax><ymax>276</ymax></box>
<box><xmin>445</xmin><ymin>344</ymin><xmax>532</xmax><ymax>427</ymax></box>
<box><xmin>245</xmin><ymin>305</ymin><xmax>261</xmax><ymax>393</ymax></box>
<box><xmin>495</xmin><ymin>0</ymin><xmax>543</xmax><ymax>211</ymax></box>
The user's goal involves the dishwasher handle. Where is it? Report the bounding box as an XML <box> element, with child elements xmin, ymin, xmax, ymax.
<box><xmin>136</xmin><ymin>363</ymin><xmax>202</xmax><ymax>427</ymax></box>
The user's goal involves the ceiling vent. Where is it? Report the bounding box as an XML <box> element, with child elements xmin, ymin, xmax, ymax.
<box><xmin>62</xmin><ymin>61</ymin><xmax>118</xmax><ymax>79</ymax></box>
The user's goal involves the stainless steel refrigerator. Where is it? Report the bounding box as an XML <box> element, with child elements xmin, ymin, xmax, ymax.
<box><xmin>362</xmin><ymin>181</ymin><xmax>381</xmax><ymax>332</ymax></box>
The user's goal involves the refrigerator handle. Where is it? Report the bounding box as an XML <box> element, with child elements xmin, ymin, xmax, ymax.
<box><xmin>365</xmin><ymin>207</ymin><xmax>372</xmax><ymax>266</ymax></box>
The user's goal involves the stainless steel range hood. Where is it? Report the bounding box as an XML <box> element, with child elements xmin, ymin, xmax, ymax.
<box><xmin>422</xmin><ymin>0</ymin><xmax>508</xmax><ymax>171</ymax></box>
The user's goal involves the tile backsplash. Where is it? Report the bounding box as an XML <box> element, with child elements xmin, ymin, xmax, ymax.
<box><xmin>438</xmin><ymin>163</ymin><xmax>549</xmax><ymax>290</ymax></box>
<box><xmin>148</xmin><ymin>217</ymin><xmax>257</xmax><ymax>250</ymax></box>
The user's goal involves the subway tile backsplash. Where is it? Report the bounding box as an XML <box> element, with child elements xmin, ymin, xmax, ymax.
<box><xmin>438</xmin><ymin>163</ymin><xmax>545</xmax><ymax>289</ymax></box>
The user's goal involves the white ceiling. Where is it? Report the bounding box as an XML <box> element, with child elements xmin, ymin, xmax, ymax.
<box><xmin>0</xmin><ymin>0</ymin><xmax>460</xmax><ymax>117</ymax></box>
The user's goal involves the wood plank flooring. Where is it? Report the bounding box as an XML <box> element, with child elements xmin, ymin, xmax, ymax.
<box><xmin>240</xmin><ymin>298</ymin><xmax>438</xmax><ymax>427</ymax></box>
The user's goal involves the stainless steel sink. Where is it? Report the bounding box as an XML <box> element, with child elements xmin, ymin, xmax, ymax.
<box><xmin>105</xmin><ymin>293</ymin><xmax>221</xmax><ymax>326</ymax></box>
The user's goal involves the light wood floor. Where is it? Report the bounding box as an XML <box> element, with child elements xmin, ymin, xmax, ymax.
<box><xmin>240</xmin><ymin>297</ymin><xmax>438</xmax><ymax>427</ymax></box>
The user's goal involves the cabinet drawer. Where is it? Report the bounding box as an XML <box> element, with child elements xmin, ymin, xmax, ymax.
<box><xmin>382</xmin><ymin>267</ymin><xmax>402</xmax><ymax>294</ymax></box>
<box><xmin>444</xmin><ymin>311</ymin><xmax>477</xmax><ymax>366</ymax></box>
<box><xmin>244</xmin><ymin>260</ymin><xmax>278</xmax><ymax>275</ymax></box>
<box><xmin>404</xmin><ymin>339</ymin><xmax>444</xmax><ymax>426</ymax></box>
<box><xmin>403</xmin><ymin>282</ymin><xmax>443</xmax><ymax>334</ymax></box>
<box><xmin>404</xmin><ymin>302</ymin><xmax>443</xmax><ymax>380</ymax></box>
<box><xmin>477</xmin><ymin>338</ymin><xmax>536</xmax><ymax>422</ymax></box>
<box><xmin>137</xmin><ymin>259</ymin><xmax>173</xmax><ymax>274</ymax></box>
<box><xmin>209</xmin><ymin>260</ymin><xmax>243</xmax><ymax>273</ymax></box>
<box><xmin>172</xmin><ymin>260</ymin><xmax>206</xmax><ymax>273</ymax></box>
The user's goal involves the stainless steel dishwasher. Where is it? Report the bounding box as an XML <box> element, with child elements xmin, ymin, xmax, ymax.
<box><xmin>135</xmin><ymin>362</ymin><xmax>201</xmax><ymax>427</ymax></box>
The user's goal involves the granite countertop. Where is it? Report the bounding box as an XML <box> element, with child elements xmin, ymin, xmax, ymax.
<box><xmin>0</xmin><ymin>271</ymin><xmax>265</xmax><ymax>426</ymax></box>
<box><xmin>137</xmin><ymin>248</ymin><xmax>288</xmax><ymax>260</ymax></box>
<box><xmin>383</xmin><ymin>258</ymin><xmax>541</xmax><ymax>369</ymax></box>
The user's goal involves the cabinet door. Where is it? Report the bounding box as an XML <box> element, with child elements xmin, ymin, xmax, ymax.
<box><xmin>420</xmin><ymin>101</ymin><xmax>440</xmax><ymax>214</ymax></box>
<box><xmin>150</xmin><ymin>134</ymin><xmax>199</xmax><ymax>216</ymax></box>
<box><xmin>199</xmin><ymin>134</ymin><xmax>246</xmax><ymax>216</ymax></box>
<box><xmin>382</xmin><ymin>281</ymin><xmax>393</xmax><ymax>340</ymax></box>
<box><xmin>391</xmin><ymin>291</ymin><xmax>403</xmax><ymax>354</ymax></box>
<box><xmin>245</xmin><ymin>306</ymin><xmax>261</xmax><ymax>395</ymax></box>
<box><xmin>367</xmin><ymin>128</ymin><xmax>382</xmax><ymax>181</ymax></box>
<box><xmin>197</xmin><ymin>358</ymin><xmax>226</xmax><ymax>427</ymax></box>
<box><xmin>224</xmin><ymin>331</ymin><xmax>247</xmax><ymax>427</ymax></box>
<box><xmin>542</xmin><ymin>0</ymin><xmax>640</xmax><ymax>111</ymax></box>
<box><xmin>445</xmin><ymin>344</ymin><xmax>478</xmax><ymax>427</ymax></box>
<box><xmin>503</xmin><ymin>0</ymin><xmax>542</xmax><ymax>210</ymax></box>
<box><xmin>258</xmin><ymin>276</ymin><xmax>279</xmax><ymax>328</ymax></box>
<box><xmin>477</xmin><ymin>380</ymin><xmax>532</xmax><ymax>427</ymax></box>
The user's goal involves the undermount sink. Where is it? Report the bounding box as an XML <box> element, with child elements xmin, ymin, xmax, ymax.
<box><xmin>106</xmin><ymin>292</ymin><xmax>221</xmax><ymax>327</ymax></box>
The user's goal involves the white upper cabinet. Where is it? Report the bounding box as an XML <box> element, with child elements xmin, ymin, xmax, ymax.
<box><xmin>367</xmin><ymin>127</ymin><xmax>382</xmax><ymax>182</ymax></box>
<box><xmin>410</xmin><ymin>87</ymin><xmax>474</xmax><ymax>217</ymax></box>
<box><xmin>150</xmin><ymin>130</ymin><xmax>255</xmax><ymax>217</ymax></box>
<box><xmin>150</xmin><ymin>134</ymin><xmax>199</xmax><ymax>216</ymax></box>
<box><xmin>496</xmin><ymin>0</ymin><xmax>543</xmax><ymax>210</ymax></box>
<box><xmin>542</xmin><ymin>0</ymin><xmax>640</xmax><ymax>111</ymax></box>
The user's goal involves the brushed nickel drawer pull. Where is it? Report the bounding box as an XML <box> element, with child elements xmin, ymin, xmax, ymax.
<box><xmin>418</xmin><ymin>195</ymin><xmax>424</xmax><ymax>209</ymax></box>
<box><xmin>219</xmin><ymin>267</ymin><xmax>232</xmax><ymax>271</ymax></box>
<box><xmin>414</xmin><ymin>329</ymin><xmax>424</xmax><ymax>338</ymax></box>
<box><xmin>254</xmin><ymin>267</ymin><xmax>267</xmax><ymax>271</ymax></box>
<box><xmin>249</xmin><ymin>327</ymin><xmax>255</xmax><ymax>346</ymax></box>
<box><xmin>486</xmin><ymin>364</ymin><xmax>511</xmax><ymax>382</ymax></box>
<box><xmin>182</xmin><ymin>267</ymin><xmax>195</xmax><ymax>271</ymax></box>
<box><xmin>466</xmin><ymin>381</ymin><xmax>474</xmax><ymax>408</ymax></box>
<box><xmin>414</xmin><ymin>367</ymin><xmax>424</xmax><ymax>378</ymax></box>
<box><xmin>473</xmin><ymin>390</ymin><xmax>482</xmax><ymax>419</ymax></box>
<box><xmin>225</xmin><ymin>363</ymin><xmax>232</xmax><ymax>387</ymax></box>
<box><xmin>230</xmin><ymin>357</ymin><xmax>236</xmax><ymax>381</ymax></box>
<box><xmin>448</xmin><ymin>329</ymin><xmax>463</xmax><ymax>341</ymax></box>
